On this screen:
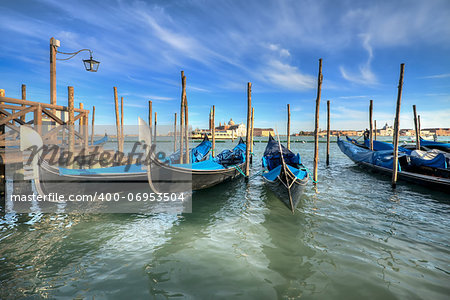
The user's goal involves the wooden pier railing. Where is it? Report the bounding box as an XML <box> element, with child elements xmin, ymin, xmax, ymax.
<box><xmin>0</xmin><ymin>88</ymin><xmax>89</xmax><ymax>149</ymax></box>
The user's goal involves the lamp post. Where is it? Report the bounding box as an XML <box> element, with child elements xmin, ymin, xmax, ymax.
<box><xmin>49</xmin><ymin>37</ymin><xmax>100</xmax><ymax>106</ymax></box>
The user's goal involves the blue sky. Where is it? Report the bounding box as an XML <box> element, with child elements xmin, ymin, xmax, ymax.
<box><xmin>1</xmin><ymin>0</ymin><xmax>449</xmax><ymax>131</ymax></box>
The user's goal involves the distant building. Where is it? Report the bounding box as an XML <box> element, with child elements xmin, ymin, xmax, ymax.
<box><xmin>253</xmin><ymin>128</ymin><xmax>274</xmax><ymax>137</ymax></box>
<box><xmin>192</xmin><ymin>118</ymin><xmax>246</xmax><ymax>139</ymax></box>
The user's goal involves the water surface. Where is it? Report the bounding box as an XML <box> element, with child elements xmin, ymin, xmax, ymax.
<box><xmin>1</xmin><ymin>138</ymin><xmax>449</xmax><ymax>299</ymax></box>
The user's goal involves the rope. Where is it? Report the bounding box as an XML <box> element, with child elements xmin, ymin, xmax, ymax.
<box><xmin>250</xmin><ymin>151</ymin><xmax>256</xmax><ymax>157</ymax></box>
<box><xmin>301</xmin><ymin>165</ymin><xmax>318</xmax><ymax>184</ymax></box>
<box><xmin>233</xmin><ymin>165</ymin><xmax>246</xmax><ymax>177</ymax></box>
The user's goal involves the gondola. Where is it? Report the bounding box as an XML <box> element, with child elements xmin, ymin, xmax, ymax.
<box><xmin>91</xmin><ymin>133</ymin><xmax>109</xmax><ymax>146</ymax></box>
<box><xmin>164</xmin><ymin>134</ymin><xmax>211</xmax><ymax>164</ymax></box>
<box><xmin>140</xmin><ymin>117</ymin><xmax>247</xmax><ymax>192</ymax></box>
<box><xmin>419</xmin><ymin>137</ymin><xmax>450</xmax><ymax>153</ymax></box>
<box><xmin>19</xmin><ymin>124</ymin><xmax>213</xmax><ymax>198</ymax></box>
<box><xmin>338</xmin><ymin>136</ymin><xmax>450</xmax><ymax>193</ymax></box>
<box><xmin>261</xmin><ymin>134</ymin><xmax>309</xmax><ymax>212</ymax></box>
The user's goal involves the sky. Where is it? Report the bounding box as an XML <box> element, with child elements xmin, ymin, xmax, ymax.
<box><xmin>1</xmin><ymin>0</ymin><xmax>449</xmax><ymax>132</ymax></box>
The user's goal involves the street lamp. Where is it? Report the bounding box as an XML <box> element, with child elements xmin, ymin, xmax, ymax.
<box><xmin>49</xmin><ymin>37</ymin><xmax>100</xmax><ymax>106</ymax></box>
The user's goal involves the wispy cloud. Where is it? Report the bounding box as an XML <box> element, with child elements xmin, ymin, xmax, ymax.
<box><xmin>260</xmin><ymin>60</ymin><xmax>315</xmax><ymax>90</ymax></box>
<box><xmin>421</xmin><ymin>73</ymin><xmax>450</xmax><ymax>79</ymax></box>
<box><xmin>340</xmin><ymin>34</ymin><xmax>377</xmax><ymax>86</ymax></box>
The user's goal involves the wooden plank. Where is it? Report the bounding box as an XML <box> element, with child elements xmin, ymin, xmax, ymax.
<box><xmin>42</xmin><ymin>107</ymin><xmax>64</xmax><ymax>124</ymax></box>
<box><xmin>0</xmin><ymin>106</ymin><xmax>35</xmax><ymax>125</ymax></box>
<box><xmin>0</xmin><ymin>96</ymin><xmax>86</xmax><ymax>112</ymax></box>
<box><xmin>0</xmin><ymin>104</ymin><xmax>30</xmax><ymax>110</ymax></box>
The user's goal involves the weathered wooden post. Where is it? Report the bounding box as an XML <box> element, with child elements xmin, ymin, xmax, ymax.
<box><xmin>174</xmin><ymin>112</ymin><xmax>177</xmax><ymax>152</ymax></box>
<box><xmin>245</xmin><ymin>82</ymin><xmax>252</xmax><ymax>177</ymax></box>
<box><xmin>413</xmin><ymin>105</ymin><xmax>420</xmax><ymax>150</ymax></box>
<box><xmin>392</xmin><ymin>63</ymin><xmax>405</xmax><ymax>189</ymax></box>
<box><xmin>91</xmin><ymin>106</ymin><xmax>95</xmax><ymax>145</ymax></box>
<box><xmin>0</xmin><ymin>89</ymin><xmax>4</xmax><ymax>203</ymax></box>
<box><xmin>21</xmin><ymin>84</ymin><xmax>26</xmax><ymax>122</ymax></box>
<box><xmin>251</xmin><ymin>107</ymin><xmax>255</xmax><ymax>154</ymax></box>
<box><xmin>374</xmin><ymin>120</ymin><xmax>377</xmax><ymax>140</ymax></box>
<box><xmin>79</xmin><ymin>103</ymin><xmax>84</xmax><ymax>140</ymax></box>
<box><xmin>68</xmin><ymin>87</ymin><xmax>75</xmax><ymax>162</ymax></box>
<box><xmin>121</xmin><ymin>96</ymin><xmax>124</xmax><ymax>151</ymax></box>
<box><xmin>212</xmin><ymin>105</ymin><xmax>215</xmax><ymax>157</ymax></box>
<box><xmin>113</xmin><ymin>87</ymin><xmax>122</xmax><ymax>153</ymax></box>
<box><xmin>418</xmin><ymin>115</ymin><xmax>421</xmax><ymax>137</ymax></box>
<box><xmin>0</xmin><ymin>89</ymin><xmax>5</xmax><ymax>144</ymax></box>
<box><xmin>183</xmin><ymin>77</ymin><xmax>189</xmax><ymax>163</ymax></box>
<box><xmin>84</xmin><ymin>107</ymin><xmax>89</xmax><ymax>150</ymax></box>
<box><xmin>148</xmin><ymin>100</ymin><xmax>153</xmax><ymax>143</ymax></box>
<box><xmin>287</xmin><ymin>104</ymin><xmax>291</xmax><ymax>150</ymax></box>
<box><xmin>50</xmin><ymin>37</ymin><xmax>57</xmax><ymax>109</ymax></box>
<box><xmin>154</xmin><ymin>112</ymin><xmax>157</xmax><ymax>143</ymax></box>
<box><xmin>369</xmin><ymin>100</ymin><xmax>374</xmax><ymax>150</ymax></box>
<box><xmin>34</xmin><ymin>104</ymin><xmax>42</xmax><ymax>136</ymax></box>
<box><xmin>180</xmin><ymin>71</ymin><xmax>185</xmax><ymax>163</ymax></box>
<box><xmin>313</xmin><ymin>59</ymin><xmax>323</xmax><ymax>184</ymax></box>
<box><xmin>326</xmin><ymin>100</ymin><xmax>330</xmax><ymax>166</ymax></box>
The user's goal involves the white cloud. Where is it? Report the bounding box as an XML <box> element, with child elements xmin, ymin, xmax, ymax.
<box><xmin>421</xmin><ymin>73</ymin><xmax>450</xmax><ymax>79</ymax></box>
<box><xmin>340</xmin><ymin>34</ymin><xmax>377</xmax><ymax>85</ymax></box>
<box><xmin>260</xmin><ymin>60</ymin><xmax>315</xmax><ymax>90</ymax></box>
<box><xmin>268</xmin><ymin>43</ymin><xmax>291</xmax><ymax>57</ymax></box>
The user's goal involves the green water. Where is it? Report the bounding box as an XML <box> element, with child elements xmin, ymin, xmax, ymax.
<box><xmin>1</xmin><ymin>139</ymin><xmax>449</xmax><ymax>299</ymax></box>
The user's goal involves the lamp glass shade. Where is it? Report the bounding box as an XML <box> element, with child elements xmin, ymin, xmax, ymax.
<box><xmin>83</xmin><ymin>58</ymin><xmax>100</xmax><ymax>72</ymax></box>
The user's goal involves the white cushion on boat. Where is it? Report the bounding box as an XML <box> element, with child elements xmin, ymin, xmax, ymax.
<box><xmin>411</xmin><ymin>149</ymin><xmax>442</xmax><ymax>160</ymax></box>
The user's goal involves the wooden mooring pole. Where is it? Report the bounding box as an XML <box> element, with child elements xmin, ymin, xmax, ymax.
<box><xmin>91</xmin><ymin>106</ymin><xmax>95</xmax><ymax>145</ymax></box>
<box><xmin>251</xmin><ymin>107</ymin><xmax>254</xmax><ymax>155</ymax></box>
<box><xmin>313</xmin><ymin>59</ymin><xmax>323</xmax><ymax>184</ymax></box>
<box><xmin>418</xmin><ymin>115</ymin><xmax>421</xmax><ymax>137</ymax></box>
<box><xmin>369</xmin><ymin>100</ymin><xmax>374</xmax><ymax>151</ymax></box>
<box><xmin>154</xmin><ymin>112</ymin><xmax>157</xmax><ymax>143</ymax></box>
<box><xmin>392</xmin><ymin>63</ymin><xmax>405</xmax><ymax>189</ymax></box>
<box><xmin>413</xmin><ymin>105</ymin><xmax>420</xmax><ymax>150</ymax></box>
<box><xmin>68</xmin><ymin>87</ymin><xmax>75</xmax><ymax>166</ymax></box>
<box><xmin>287</xmin><ymin>104</ymin><xmax>291</xmax><ymax>150</ymax></box>
<box><xmin>180</xmin><ymin>71</ymin><xmax>185</xmax><ymax>163</ymax></box>
<box><xmin>212</xmin><ymin>105</ymin><xmax>215</xmax><ymax>157</ymax></box>
<box><xmin>148</xmin><ymin>101</ymin><xmax>152</xmax><ymax>144</ymax></box>
<box><xmin>113</xmin><ymin>87</ymin><xmax>122</xmax><ymax>153</ymax></box>
<box><xmin>374</xmin><ymin>120</ymin><xmax>377</xmax><ymax>140</ymax></box>
<box><xmin>326</xmin><ymin>100</ymin><xmax>330</xmax><ymax>166</ymax></box>
<box><xmin>21</xmin><ymin>84</ymin><xmax>26</xmax><ymax>122</ymax></box>
<box><xmin>121</xmin><ymin>96</ymin><xmax>124</xmax><ymax>151</ymax></box>
<box><xmin>245</xmin><ymin>82</ymin><xmax>252</xmax><ymax>177</ymax></box>
<box><xmin>174</xmin><ymin>112</ymin><xmax>177</xmax><ymax>152</ymax></box>
<box><xmin>0</xmin><ymin>89</ymin><xmax>4</xmax><ymax>202</ymax></box>
<box><xmin>184</xmin><ymin>100</ymin><xmax>189</xmax><ymax>163</ymax></box>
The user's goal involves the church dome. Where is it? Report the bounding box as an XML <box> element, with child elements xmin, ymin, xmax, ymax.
<box><xmin>228</xmin><ymin>118</ymin><xmax>235</xmax><ymax>126</ymax></box>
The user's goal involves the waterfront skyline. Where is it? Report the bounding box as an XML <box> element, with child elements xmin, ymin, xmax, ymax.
<box><xmin>0</xmin><ymin>0</ymin><xmax>449</xmax><ymax>132</ymax></box>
